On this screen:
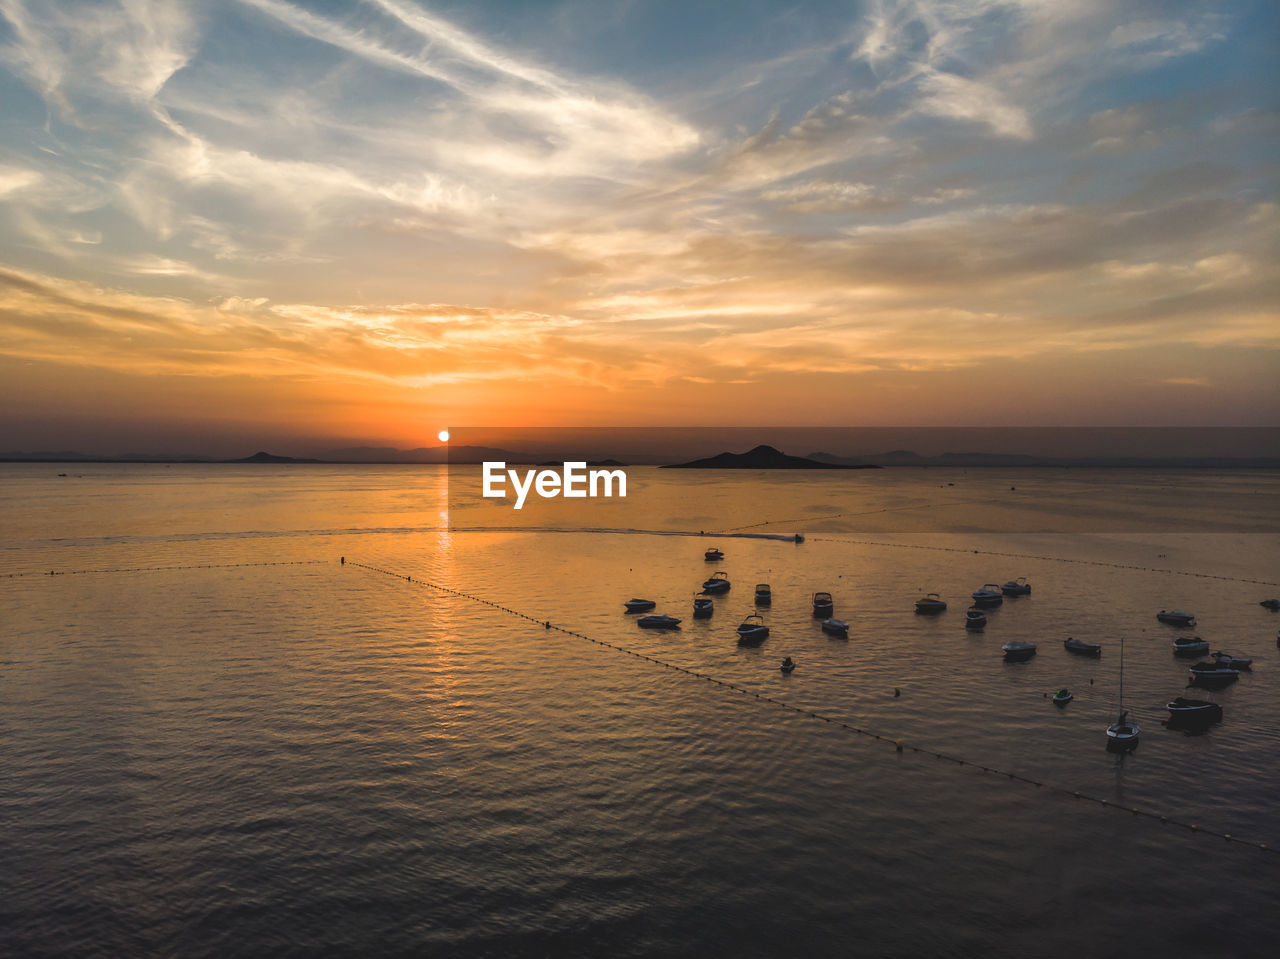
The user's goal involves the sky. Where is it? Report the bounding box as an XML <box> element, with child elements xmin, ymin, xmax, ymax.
<box><xmin>0</xmin><ymin>0</ymin><xmax>1276</xmax><ymax>456</ymax></box>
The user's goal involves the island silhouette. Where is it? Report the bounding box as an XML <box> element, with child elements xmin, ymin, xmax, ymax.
<box><xmin>663</xmin><ymin>445</ymin><xmax>881</xmax><ymax>469</ymax></box>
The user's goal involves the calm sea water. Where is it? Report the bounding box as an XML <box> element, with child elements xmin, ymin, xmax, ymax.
<box><xmin>3</xmin><ymin>464</ymin><xmax>1279</xmax><ymax>957</ymax></box>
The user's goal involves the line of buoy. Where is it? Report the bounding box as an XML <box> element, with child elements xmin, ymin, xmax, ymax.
<box><xmin>346</xmin><ymin>557</ymin><xmax>1275</xmax><ymax>855</ymax></box>
<box><xmin>7</xmin><ymin>559</ymin><xmax>325</xmax><ymax>579</ymax></box>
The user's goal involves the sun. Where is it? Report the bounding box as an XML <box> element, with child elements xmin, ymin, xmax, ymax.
<box><xmin>437</xmin><ymin>429</ymin><xmax>450</xmax><ymax>443</ymax></box>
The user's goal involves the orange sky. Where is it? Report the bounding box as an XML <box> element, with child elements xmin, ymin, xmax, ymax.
<box><xmin>0</xmin><ymin>1</ymin><xmax>1276</xmax><ymax>456</ymax></box>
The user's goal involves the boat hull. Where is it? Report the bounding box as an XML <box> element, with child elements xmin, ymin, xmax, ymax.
<box><xmin>1064</xmin><ymin>639</ymin><xmax>1102</xmax><ymax>657</ymax></box>
<box><xmin>637</xmin><ymin>615</ymin><xmax>681</xmax><ymax>629</ymax></box>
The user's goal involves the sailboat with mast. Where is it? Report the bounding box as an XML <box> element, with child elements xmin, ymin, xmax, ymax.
<box><xmin>1106</xmin><ymin>635</ymin><xmax>1140</xmax><ymax>750</ymax></box>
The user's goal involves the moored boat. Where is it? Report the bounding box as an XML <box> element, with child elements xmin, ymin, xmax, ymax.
<box><xmin>692</xmin><ymin>597</ymin><xmax>714</xmax><ymax>619</ymax></box>
<box><xmin>1172</xmin><ymin>636</ymin><xmax>1210</xmax><ymax>657</ymax></box>
<box><xmin>1002</xmin><ymin>641</ymin><xmax>1037</xmax><ymax>661</ymax></box>
<box><xmin>1053</xmin><ymin>688</ymin><xmax>1073</xmax><ymax>705</ymax></box>
<box><xmin>1259</xmin><ymin>598</ymin><xmax>1280</xmax><ymax>610</ymax></box>
<box><xmin>915</xmin><ymin>593</ymin><xmax>947</xmax><ymax>613</ymax></box>
<box><xmin>1107</xmin><ymin>636</ymin><xmax>1139</xmax><ymax>750</ymax></box>
<box><xmin>780</xmin><ymin>656</ymin><xmax>796</xmax><ymax>673</ymax></box>
<box><xmin>1210</xmin><ymin>651</ymin><xmax>1252</xmax><ymax>670</ymax></box>
<box><xmin>1187</xmin><ymin>661</ymin><xmax>1240</xmax><ymax>686</ymax></box>
<box><xmin>704</xmin><ymin>548</ymin><xmax>724</xmax><ymax>561</ymax></box>
<box><xmin>624</xmin><ymin>598</ymin><xmax>656</xmax><ymax>612</ymax></box>
<box><xmin>737</xmin><ymin>614</ymin><xmax>769</xmax><ymax>645</ymax></box>
<box><xmin>972</xmin><ymin>585</ymin><xmax>1004</xmax><ymax>607</ymax></box>
<box><xmin>702</xmin><ymin>571</ymin><xmax>731</xmax><ymax>594</ymax></box>
<box><xmin>812</xmin><ymin>591</ymin><xmax>834</xmax><ymax>618</ymax></box>
<box><xmin>1157</xmin><ymin>610</ymin><xmax>1196</xmax><ymax>626</ymax></box>
<box><xmin>965</xmin><ymin>608</ymin><xmax>987</xmax><ymax>629</ymax></box>
<box><xmin>1064</xmin><ymin>637</ymin><xmax>1102</xmax><ymax>657</ymax></box>
<box><xmin>637</xmin><ymin>614</ymin><xmax>681</xmax><ymax>629</ymax></box>
<box><xmin>821</xmin><ymin>617</ymin><xmax>849</xmax><ymax>637</ymax></box>
<box><xmin>1166</xmin><ymin>697</ymin><xmax>1223</xmax><ymax>726</ymax></box>
<box><xmin>754</xmin><ymin>583</ymin><xmax>772</xmax><ymax>605</ymax></box>
<box><xmin>1002</xmin><ymin>577</ymin><xmax>1032</xmax><ymax>596</ymax></box>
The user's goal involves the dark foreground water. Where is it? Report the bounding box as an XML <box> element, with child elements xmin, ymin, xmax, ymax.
<box><xmin>3</xmin><ymin>465</ymin><xmax>1279</xmax><ymax>957</ymax></box>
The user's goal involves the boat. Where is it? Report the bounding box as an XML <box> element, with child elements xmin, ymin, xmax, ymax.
<box><xmin>1002</xmin><ymin>641</ymin><xmax>1037</xmax><ymax>661</ymax></box>
<box><xmin>701</xmin><ymin>571</ymin><xmax>731</xmax><ymax>594</ymax></box>
<box><xmin>1172</xmin><ymin>636</ymin><xmax>1210</xmax><ymax>657</ymax></box>
<box><xmin>1166</xmin><ymin>697</ymin><xmax>1223</xmax><ymax>726</ymax></box>
<box><xmin>915</xmin><ymin>593</ymin><xmax>947</xmax><ymax>613</ymax></box>
<box><xmin>1053</xmin><ymin>688</ymin><xmax>1073</xmax><ymax>705</ymax></box>
<box><xmin>1063</xmin><ymin>637</ymin><xmax>1102</xmax><ymax>657</ymax></box>
<box><xmin>692</xmin><ymin>597</ymin><xmax>714</xmax><ymax>618</ymax></box>
<box><xmin>1156</xmin><ymin>610</ymin><xmax>1196</xmax><ymax>626</ymax></box>
<box><xmin>821</xmin><ymin>618</ymin><xmax>849</xmax><ymax>637</ymax></box>
<box><xmin>736</xmin><ymin>614</ymin><xmax>769</xmax><ymax>645</ymax></box>
<box><xmin>965</xmin><ymin>608</ymin><xmax>987</xmax><ymax>629</ymax></box>
<box><xmin>1106</xmin><ymin>637</ymin><xmax>1140</xmax><ymax>750</ymax></box>
<box><xmin>1001</xmin><ymin>577</ymin><xmax>1032</xmax><ymax>596</ymax></box>
<box><xmin>1187</xmin><ymin>662</ymin><xmax>1240</xmax><ymax>685</ymax></box>
<box><xmin>637</xmin><ymin>614</ymin><xmax>681</xmax><ymax>629</ymax></box>
<box><xmin>754</xmin><ymin>583</ymin><xmax>772</xmax><ymax>605</ymax></box>
<box><xmin>971</xmin><ymin>585</ymin><xmax>1004</xmax><ymax>607</ymax></box>
<box><xmin>704</xmin><ymin>548</ymin><xmax>724</xmax><ymax>561</ymax></box>
<box><xmin>624</xmin><ymin>598</ymin><xmax>656</xmax><ymax>612</ymax></box>
<box><xmin>1211</xmin><ymin>651</ymin><xmax>1252</xmax><ymax>670</ymax></box>
<box><xmin>1259</xmin><ymin>598</ymin><xmax>1280</xmax><ymax>610</ymax></box>
<box><xmin>780</xmin><ymin>656</ymin><xmax>796</xmax><ymax>673</ymax></box>
<box><xmin>812</xmin><ymin>592</ymin><xmax>834</xmax><ymax>618</ymax></box>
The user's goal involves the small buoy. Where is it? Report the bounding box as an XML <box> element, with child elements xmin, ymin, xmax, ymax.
<box><xmin>340</xmin><ymin>556</ymin><xmax>345</xmax><ymax>564</ymax></box>
<box><xmin>544</xmin><ymin>621</ymin><xmax>550</xmax><ymax>629</ymax></box>
<box><xmin>893</xmin><ymin>687</ymin><xmax>900</xmax><ymax>698</ymax></box>
<box><xmin>1010</xmin><ymin>486</ymin><xmax>1016</xmax><ymax>491</ymax></box>
<box><xmin>895</xmin><ymin>740</ymin><xmax>904</xmax><ymax>752</ymax></box>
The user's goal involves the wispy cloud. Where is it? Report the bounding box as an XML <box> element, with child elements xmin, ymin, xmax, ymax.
<box><xmin>0</xmin><ymin>0</ymin><xmax>1273</xmax><ymax>438</ymax></box>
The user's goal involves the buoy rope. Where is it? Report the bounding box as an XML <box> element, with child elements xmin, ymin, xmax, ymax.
<box><xmin>346</xmin><ymin>558</ymin><xmax>1276</xmax><ymax>856</ymax></box>
<box><xmin>4</xmin><ymin>559</ymin><xmax>324</xmax><ymax>579</ymax></box>
<box><xmin>808</xmin><ymin>537</ymin><xmax>1279</xmax><ymax>587</ymax></box>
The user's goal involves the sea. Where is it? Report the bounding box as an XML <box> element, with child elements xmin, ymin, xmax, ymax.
<box><xmin>3</xmin><ymin>463</ymin><xmax>1279</xmax><ymax>958</ymax></box>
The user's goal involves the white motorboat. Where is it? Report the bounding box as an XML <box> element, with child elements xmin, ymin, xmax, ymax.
<box><xmin>1001</xmin><ymin>577</ymin><xmax>1032</xmax><ymax>596</ymax></box>
<box><xmin>1063</xmin><ymin>637</ymin><xmax>1102</xmax><ymax>657</ymax></box>
<box><xmin>702</xmin><ymin>572</ymin><xmax>731</xmax><ymax>594</ymax></box>
<box><xmin>637</xmin><ymin>614</ymin><xmax>681</xmax><ymax>629</ymax></box>
<box><xmin>1002</xmin><ymin>641</ymin><xmax>1037</xmax><ymax>661</ymax></box>
<box><xmin>1210</xmin><ymin>651</ymin><xmax>1252</xmax><ymax>670</ymax></box>
<box><xmin>624</xmin><ymin>598</ymin><xmax>656</xmax><ymax>612</ymax></box>
<box><xmin>820</xmin><ymin>618</ymin><xmax>849</xmax><ymax>637</ymax></box>
<box><xmin>972</xmin><ymin>585</ymin><xmax>1004</xmax><ymax>606</ymax></box>
<box><xmin>736</xmin><ymin>614</ymin><xmax>769</xmax><ymax>645</ymax></box>
<box><xmin>812</xmin><ymin>592</ymin><xmax>834</xmax><ymax>618</ymax></box>
<box><xmin>692</xmin><ymin>597</ymin><xmax>714</xmax><ymax>618</ymax></box>
<box><xmin>1157</xmin><ymin>610</ymin><xmax>1196</xmax><ymax>626</ymax></box>
<box><xmin>915</xmin><ymin>593</ymin><xmax>947</xmax><ymax>613</ymax></box>
<box><xmin>965</xmin><ymin>608</ymin><xmax>987</xmax><ymax>629</ymax></box>
<box><xmin>1172</xmin><ymin>636</ymin><xmax>1210</xmax><ymax>657</ymax></box>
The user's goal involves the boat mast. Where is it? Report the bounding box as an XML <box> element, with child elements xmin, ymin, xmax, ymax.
<box><xmin>1118</xmin><ymin>635</ymin><xmax>1125</xmax><ymax>714</ymax></box>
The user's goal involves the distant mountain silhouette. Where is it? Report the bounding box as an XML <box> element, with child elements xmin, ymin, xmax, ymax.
<box><xmin>230</xmin><ymin>451</ymin><xmax>320</xmax><ymax>463</ymax></box>
<box><xmin>663</xmin><ymin>445</ymin><xmax>881</xmax><ymax>469</ymax></box>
